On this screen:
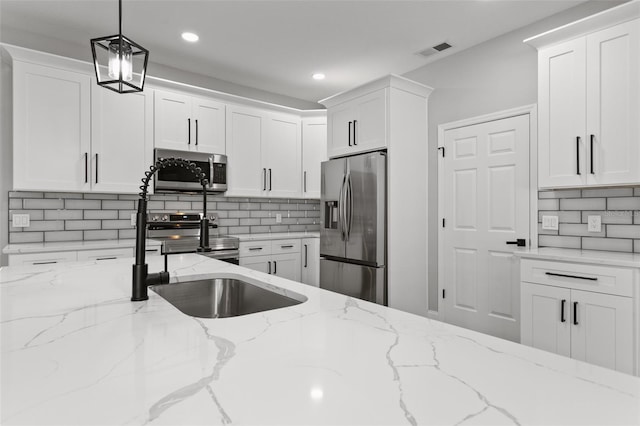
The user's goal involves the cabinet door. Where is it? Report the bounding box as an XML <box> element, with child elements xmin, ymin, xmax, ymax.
<box><xmin>570</xmin><ymin>289</ymin><xmax>633</xmax><ymax>374</ymax></box>
<box><xmin>226</xmin><ymin>105</ymin><xmax>264</xmax><ymax>197</ymax></box>
<box><xmin>353</xmin><ymin>88</ymin><xmax>387</xmax><ymax>152</ymax></box>
<box><xmin>154</xmin><ymin>90</ymin><xmax>192</xmax><ymax>150</ymax></box>
<box><xmin>538</xmin><ymin>39</ymin><xmax>586</xmax><ymax>188</ymax></box>
<box><xmin>302</xmin><ymin>117</ymin><xmax>327</xmax><ymax>199</ymax></box>
<box><xmin>13</xmin><ymin>62</ymin><xmax>91</xmax><ymax>191</ymax></box>
<box><xmin>327</xmin><ymin>102</ymin><xmax>354</xmax><ymax>158</ymax></box>
<box><xmin>586</xmin><ymin>19</ymin><xmax>640</xmax><ymax>186</ymax></box>
<box><xmin>239</xmin><ymin>254</ymin><xmax>271</xmax><ymax>274</ymax></box>
<box><xmin>8</xmin><ymin>251</ymin><xmax>77</xmax><ymax>267</ymax></box>
<box><xmin>192</xmin><ymin>97</ymin><xmax>226</xmax><ymax>154</ymax></box>
<box><xmin>264</xmin><ymin>113</ymin><xmax>301</xmax><ymax>198</ymax></box>
<box><xmin>521</xmin><ymin>282</ymin><xmax>571</xmax><ymax>357</ymax></box>
<box><xmin>92</xmin><ymin>85</ymin><xmax>153</xmax><ymax>193</ymax></box>
<box><xmin>300</xmin><ymin>238</ymin><xmax>320</xmax><ymax>287</ymax></box>
<box><xmin>76</xmin><ymin>248</ymin><xmax>134</xmax><ymax>261</ymax></box>
<box><xmin>272</xmin><ymin>252</ymin><xmax>301</xmax><ymax>282</ymax></box>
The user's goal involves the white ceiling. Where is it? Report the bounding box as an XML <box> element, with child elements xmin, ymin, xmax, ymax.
<box><xmin>1</xmin><ymin>0</ymin><xmax>590</xmax><ymax>104</ymax></box>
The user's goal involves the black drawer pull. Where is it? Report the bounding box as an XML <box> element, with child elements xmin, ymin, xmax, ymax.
<box><xmin>249</xmin><ymin>247</ymin><xmax>263</xmax><ymax>251</ymax></box>
<box><xmin>33</xmin><ymin>261</ymin><xmax>57</xmax><ymax>265</ymax></box>
<box><xmin>96</xmin><ymin>257</ymin><xmax>117</xmax><ymax>261</ymax></box>
<box><xmin>281</xmin><ymin>245</ymin><xmax>294</xmax><ymax>249</ymax></box>
<box><xmin>145</xmin><ymin>249</ymin><xmax>158</xmax><ymax>253</ymax></box>
<box><xmin>273</xmin><ymin>260</ymin><xmax>277</xmax><ymax>274</ymax></box>
<box><xmin>573</xmin><ymin>301</ymin><xmax>579</xmax><ymax>325</ymax></box>
<box><xmin>576</xmin><ymin>136</ymin><xmax>581</xmax><ymax>175</ymax></box>
<box><xmin>268</xmin><ymin>261</ymin><xmax>271</xmax><ymax>274</ymax></box>
<box><xmin>560</xmin><ymin>299</ymin><xmax>566</xmax><ymax>323</ymax></box>
<box><xmin>545</xmin><ymin>272</ymin><xmax>597</xmax><ymax>281</ymax></box>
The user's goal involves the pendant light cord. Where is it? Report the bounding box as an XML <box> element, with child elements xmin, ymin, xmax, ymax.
<box><xmin>119</xmin><ymin>0</ymin><xmax>122</xmax><ymax>36</ymax></box>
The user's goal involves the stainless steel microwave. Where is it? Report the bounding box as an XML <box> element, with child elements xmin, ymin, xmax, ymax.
<box><xmin>154</xmin><ymin>148</ymin><xmax>227</xmax><ymax>193</ymax></box>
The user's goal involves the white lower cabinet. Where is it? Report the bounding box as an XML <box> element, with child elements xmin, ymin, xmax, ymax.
<box><xmin>8</xmin><ymin>246</ymin><xmax>153</xmax><ymax>266</ymax></box>
<box><xmin>239</xmin><ymin>239</ymin><xmax>301</xmax><ymax>282</ymax></box>
<box><xmin>76</xmin><ymin>248</ymin><xmax>134</xmax><ymax>261</ymax></box>
<box><xmin>300</xmin><ymin>237</ymin><xmax>319</xmax><ymax>287</ymax></box>
<box><xmin>520</xmin><ymin>258</ymin><xmax>636</xmax><ymax>375</ymax></box>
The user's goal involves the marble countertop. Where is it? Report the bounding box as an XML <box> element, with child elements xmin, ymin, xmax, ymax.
<box><xmin>2</xmin><ymin>238</ymin><xmax>162</xmax><ymax>255</ymax></box>
<box><xmin>515</xmin><ymin>247</ymin><xmax>640</xmax><ymax>268</ymax></box>
<box><xmin>1</xmin><ymin>254</ymin><xmax>639</xmax><ymax>425</ymax></box>
<box><xmin>231</xmin><ymin>231</ymin><xmax>319</xmax><ymax>241</ymax></box>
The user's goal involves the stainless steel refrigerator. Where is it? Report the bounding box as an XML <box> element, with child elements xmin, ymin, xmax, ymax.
<box><xmin>320</xmin><ymin>151</ymin><xmax>386</xmax><ymax>305</ymax></box>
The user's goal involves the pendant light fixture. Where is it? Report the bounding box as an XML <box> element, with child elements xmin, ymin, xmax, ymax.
<box><xmin>90</xmin><ymin>0</ymin><xmax>149</xmax><ymax>93</ymax></box>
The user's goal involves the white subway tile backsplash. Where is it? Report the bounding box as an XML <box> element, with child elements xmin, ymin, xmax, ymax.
<box><xmin>539</xmin><ymin>235</ymin><xmax>581</xmax><ymax>249</ymax></box>
<box><xmin>537</xmin><ymin>199</ymin><xmax>559</xmax><ymax>210</ymax></box>
<box><xmin>606</xmin><ymin>225</ymin><xmax>640</xmax><ymax>239</ymax></box>
<box><xmin>45</xmin><ymin>231</ymin><xmax>83</xmax><ymax>242</ymax></box>
<box><xmin>582</xmin><ymin>188</ymin><xmax>634</xmax><ymax>198</ymax></box>
<box><xmin>84</xmin><ymin>230</ymin><xmax>118</xmax><ymax>240</ymax></box>
<box><xmin>45</xmin><ymin>210</ymin><xmax>83</xmax><ymax>220</ymax></box>
<box><xmin>83</xmin><ymin>193</ymin><xmax>118</xmax><ymax>200</ymax></box>
<box><xmin>84</xmin><ymin>210</ymin><xmax>118</xmax><ymax>220</ymax></box>
<box><xmin>102</xmin><ymin>220</ymin><xmax>132</xmax><ymax>229</ymax></box>
<box><xmin>28</xmin><ymin>220</ymin><xmax>65</xmax><ymax>232</ymax></box>
<box><xmin>607</xmin><ymin>197</ymin><xmax>640</xmax><ymax>210</ymax></box>
<box><xmin>538</xmin><ymin>190</ymin><xmax>581</xmax><ymax>199</ymax></box>
<box><xmin>581</xmin><ymin>210</ymin><xmax>633</xmax><ymax>225</ymax></box>
<box><xmin>582</xmin><ymin>237</ymin><xmax>632</xmax><ymax>252</ymax></box>
<box><xmin>9</xmin><ymin>210</ymin><xmax>44</xmax><ymax>220</ymax></box>
<box><xmin>559</xmin><ymin>198</ymin><xmax>606</xmax><ymax>211</ymax></box>
<box><xmin>558</xmin><ymin>223</ymin><xmax>605</xmax><ymax>237</ymax></box>
<box><xmin>537</xmin><ymin>223</ymin><xmax>558</xmax><ymax>235</ymax></box>
<box><xmin>65</xmin><ymin>220</ymin><xmax>101</xmax><ymax>231</ymax></box>
<box><xmin>66</xmin><ymin>199</ymin><xmax>101</xmax><ymax>210</ymax></box>
<box><xmin>102</xmin><ymin>200</ymin><xmax>135</xmax><ymax>210</ymax></box>
<box><xmin>118</xmin><ymin>229</ymin><xmax>136</xmax><ymax>239</ymax></box>
<box><xmin>164</xmin><ymin>201</ymin><xmax>191</xmax><ymax>211</ymax></box>
<box><xmin>635</xmin><ymin>240</ymin><xmax>640</xmax><ymax>253</ymax></box>
<box><xmin>9</xmin><ymin>199</ymin><xmax>22</xmax><ymax>209</ymax></box>
<box><xmin>23</xmin><ymin>199</ymin><xmax>64</xmax><ymax>209</ymax></box>
<box><xmin>9</xmin><ymin>191</ymin><xmax>42</xmax><ymax>199</ymax></box>
<box><xmin>10</xmin><ymin>232</ymin><xmax>44</xmax><ymax>243</ymax></box>
<box><xmin>538</xmin><ymin>211</ymin><xmax>581</xmax><ymax>223</ymax></box>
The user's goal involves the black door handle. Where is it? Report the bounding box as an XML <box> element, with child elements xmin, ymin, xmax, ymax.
<box><xmin>560</xmin><ymin>299</ymin><xmax>566</xmax><ymax>323</ymax></box>
<box><xmin>195</xmin><ymin>119</ymin><xmax>199</xmax><ymax>146</ymax></box>
<box><xmin>188</xmin><ymin>118</ymin><xmax>191</xmax><ymax>145</ymax></box>
<box><xmin>590</xmin><ymin>134</ymin><xmax>594</xmax><ymax>174</ymax></box>
<box><xmin>506</xmin><ymin>239</ymin><xmax>526</xmax><ymax>247</ymax></box>
<box><xmin>273</xmin><ymin>260</ymin><xmax>277</xmax><ymax>274</ymax></box>
<box><xmin>304</xmin><ymin>244</ymin><xmax>308</xmax><ymax>268</ymax></box>
<box><xmin>353</xmin><ymin>119</ymin><xmax>357</xmax><ymax>145</ymax></box>
<box><xmin>267</xmin><ymin>261</ymin><xmax>271</xmax><ymax>274</ymax></box>
<box><xmin>348</xmin><ymin>121</ymin><xmax>352</xmax><ymax>146</ymax></box>
<box><xmin>95</xmin><ymin>153</ymin><xmax>99</xmax><ymax>184</ymax></box>
<box><xmin>84</xmin><ymin>152</ymin><xmax>88</xmax><ymax>183</ymax></box>
<box><xmin>576</xmin><ymin>136</ymin><xmax>581</xmax><ymax>175</ymax></box>
<box><xmin>573</xmin><ymin>301</ymin><xmax>579</xmax><ymax>325</ymax></box>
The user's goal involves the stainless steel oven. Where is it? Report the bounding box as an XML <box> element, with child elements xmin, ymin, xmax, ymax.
<box><xmin>154</xmin><ymin>148</ymin><xmax>227</xmax><ymax>193</ymax></box>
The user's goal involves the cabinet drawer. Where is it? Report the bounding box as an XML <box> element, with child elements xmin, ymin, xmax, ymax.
<box><xmin>520</xmin><ymin>259</ymin><xmax>634</xmax><ymax>297</ymax></box>
<box><xmin>239</xmin><ymin>241</ymin><xmax>272</xmax><ymax>257</ymax></box>
<box><xmin>271</xmin><ymin>239</ymin><xmax>301</xmax><ymax>254</ymax></box>
<box><xmin>77</xmin><ymin>248</ymin><xmax>134</xmax><ymax>261</ymax></box>
<box><xmin>9</xmin><ymin>251</ymin><xmax>77</xmax><ymax>266</ymax></box>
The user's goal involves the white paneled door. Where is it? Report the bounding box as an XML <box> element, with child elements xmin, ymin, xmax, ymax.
<box><xmin>442</xmin><ymin>114</ymin><xmax>530</xmax><ymax>342</ymax></box>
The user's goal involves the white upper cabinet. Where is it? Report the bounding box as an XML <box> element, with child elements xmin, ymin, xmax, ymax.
<box><xmin>154</xmin><ymin>90</ymin><xmax>225</xmax><ymax>154</ymax></box>
<box><xmin>91</xmin><ymin>84</ymin><xmax>153</xmax><ymax>193</ymax></box>
<box><xmin>13</xmin><ymin>61</ymin><xmax>91</xmax><ymax>192</ymax></box>
<box><xmin>301</xmin><ymin>116</ymin><xmax>327</xmax><ymax>199</ymax></box>
<box><xmin>226</xmin><ymin>105</ymin><xmax>302</xmax><ymax>198</ymax></box>
<box><xmin>529</xmin><ymin>4</ymin><xmax>640</xmax><ymax>189</ymax></box>
<box><xmin>326</xmin><ymin>88</ymin><xmax>387</xmax><ymax>158</ymax></box>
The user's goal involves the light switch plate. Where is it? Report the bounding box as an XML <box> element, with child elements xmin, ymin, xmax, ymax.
<box><xmin>131</xmin><ymin>213</ymin><xmax>137</xmax><ymax>226</ymax></box>
<box><xmin>588</xmin><ymin>215</ymin><xmax>602</xmax><ymax>232</ymax></box>
<box><xmin>275</xmin><ymin>213</ymin><xmax>282</xmax><ymax>223</ymax></box>
<box><xmin>12</xmin><ymin>214</ymin><xmax>30</xmax><ymax>227</ymax></box>
<box><xmin>542</xmin><ymin>215</ymin><xmax>558</xmax><ymax>230</ymax></box>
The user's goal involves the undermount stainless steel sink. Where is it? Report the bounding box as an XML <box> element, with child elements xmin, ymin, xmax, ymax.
<box><xmin>150</xmin><ymin>276</ymin><xmax>306</xmax><ymax>318</ymax></box>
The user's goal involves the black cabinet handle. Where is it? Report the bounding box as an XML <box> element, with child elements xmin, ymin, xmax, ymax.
<box><xmin>268</xmin><ymin>168</ymin><xmax>272</xmax><ymax>191</ymax></box>
<box><xmin>545</xmin><ymin>272</ymin><xmax>597</xmax><ymax>281</ymax></box>
<box><xmin>274</xmin><ymin>260</ymin><xmax>277</xmax><ymax>274</ymax></box>
<box><xmin>96</xmin><ymin>257</ymin><xmax>117</xmax><ymax>261</ymax></box>
<box><xmin>249</xmin><ymin>247</ymin><xmax>263</xmax><ymax>251</ymax></box>
<box><xmin>281</xmin><ymin>245</ymin><xmax>294</xmax><ymax>249</ymax></box>
<box><xmin>268</xmin><ymin>261</ymin><xmax>271</xmax><ymax>274</ymax></box>
<box><xmin>263</xmin><ymin>168</ymin><xmax>266</xmax><ymax>191</ymax></box>
<box><xmin>304</xmin><ymin>244</ymin><xmax>308</xmax><ymax>268</ymax></box>
<box><xmin>590</xmin><ymin>134</ymin><xmax>594</xmax><ymax>174</ymax></box>
<box><xmin>33</xmin><ymin>261</ymin><xmax>57</xmax><ymax>265</ymax></box>
<box><xmin>303</xmin><ymin>171</ymin><xmax>307</xmax><ymax>193</ymax></box>
<box><xmin>573</xmin><ymin>301</ymin><xmax>579</xmax><ymax>325</ymax></box>
<box><xmin>576</xmin><ymin>136</ymin><xmax>581</xmax><ymax>175</ymax></box>
<box><xmin>95</xmin><ymin>153</ymin><xmax>99</xmax><ymax>184</ymax></box>
<box><xmin>560</xmin><ymin>299</ymin><xmax>566</xmax><ymax>323</ymax></box>
<box><xmin>353</xmin><ymin>119</ymin><xmax>357</xmax><ymax>145</ymax></box>
<box><xmin>348</xmin><ymin>121</ymin><xmax>352</xmax><ymax>146</ymax></box>
<box><xmin>188</xmin><ymin>118</ymin><xmax>191</xmax><ymax>145</ymax></box>
<box><xmin>506</xmin><ymin>239</ymin><xmax>526</xmax><ymax>247</ymax></box>
<box><xmin>84</xmin><ymin>152</ymin><xmax>88</xmax><ymax>183</ymax></box>
<box><xmin>195</xmin><ymin>119</ymin><xmax>199</xmax><ymax>146</ymax></box>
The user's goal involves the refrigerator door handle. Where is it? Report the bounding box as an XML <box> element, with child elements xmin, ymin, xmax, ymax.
<box><xmin>346</xmin><ymin>173</ymin><xmax>353</xmax><ymax>240</ymax></box>
<box><xmin>338</xmin><ymin>174</ymin><xmax>347</xmax><ymax>241</ymax></box>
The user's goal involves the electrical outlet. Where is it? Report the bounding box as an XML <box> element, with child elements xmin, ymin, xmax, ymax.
<box><xmin>131</xmin><ymin>213</ymin><xmax>137</xmax><ymax>226</ymax></box>
<box><xmin>541</xmin><ymin>215</ymin><xmax>558</xmax><ymax>231</ymax></box>
<box><xmin>12</xmin><ymin>214</ymin><xmax>30</xmax><ymax>228</ymax></box>
<box><xmin>587</xmin><ymin>215</ymin><xmax>602</xmax><ymax>232</ymax></box>
<box><xmin>275</xmin><ymin>213</ymin><xmax>282</xmax><ymax>223</ymax></box>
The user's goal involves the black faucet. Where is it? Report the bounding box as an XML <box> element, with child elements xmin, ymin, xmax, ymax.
<box><xmin>132</xmin><ymin>158</ymin><xmax>210</xmax><ymax>301</ymax></box>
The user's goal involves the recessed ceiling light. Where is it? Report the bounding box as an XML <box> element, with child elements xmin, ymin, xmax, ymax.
<box><xmin>312</xmin><ymin>73</ymin><xmax>325</xmax><ymax>80</ymax></box>
<box><xmin>181</xmin><ymin>32</ymin><xmax>199</xmax><ymax>42</ymax></box>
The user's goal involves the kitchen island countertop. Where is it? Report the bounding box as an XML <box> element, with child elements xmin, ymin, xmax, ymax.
<box><xmin>1</xmin><ymin>254</ymin><xmax>638</xmax><ymax>425</ymax></box>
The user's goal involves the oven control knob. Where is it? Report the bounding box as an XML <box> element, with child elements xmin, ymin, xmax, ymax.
<box><xmin>162</xmin><ymin>215</ymin><xmax>169</xmax><ymax>222</ymax></box>
<box><xmin>151</xmin><ymin>215</ymin><xmax>159</xmax><ymax>222</ymax></box>
<box><xmin>209</xmin><ymin>214</ymin><xmax>216</xmax><ymax>221</ymax></box>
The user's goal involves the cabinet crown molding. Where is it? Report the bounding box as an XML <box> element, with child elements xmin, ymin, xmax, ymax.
<box><xmin>319</xmin><ymin>74</ymin><xmax>433</xmax><ymax>108</ymax></box>
<box><xmin>524</xmin><ymin>0</ymin><xmax>640</xmax><ymax>49</ymax></box>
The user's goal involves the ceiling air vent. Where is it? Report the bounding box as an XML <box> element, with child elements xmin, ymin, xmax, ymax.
<box><xmin>417</xmin><ymin>42</ymin><xmax>452</xmax><ymax>58</ymax></box>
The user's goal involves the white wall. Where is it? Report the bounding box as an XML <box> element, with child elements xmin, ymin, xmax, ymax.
<box><xmin>403</xmin><ymin>0</ymin><xmax>626</xmax><ymax>312</ymax></box>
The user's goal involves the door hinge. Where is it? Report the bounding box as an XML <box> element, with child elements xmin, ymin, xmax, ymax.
<box><xmin>442</xmin><ymin>218</ymin><xmax>445</xmax><ymax>228</ymax></box>
<box><xmin>438</xmin><ymin>146</ymin><xmax>445</xmax><ymax>158</ymax></box>
<box><xmin>442</xmin><ymin>289</ymin><xmax>446</xmax><ymax>299</ymax></box>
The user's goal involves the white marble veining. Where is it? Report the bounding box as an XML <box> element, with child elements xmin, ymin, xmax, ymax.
<box><xmin>516</xmin><ymin>247</ymin><xmax>640</xmax><ymax>268</ymax></box>
<box><xmin>2</xmin><ymin>238</ymin><xmax>162</xmax><ymax>255</ymax></box>
<box><xmin>231</xmin><ymin>231</ymin><xmax>319</xmax><ymax>241</ymax></box>
<box><xmin>1</xmin><ymin>254</ymin><xmax>639</xmax><ymax>425</ymax></box>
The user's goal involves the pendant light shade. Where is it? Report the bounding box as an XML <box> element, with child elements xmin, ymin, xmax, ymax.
<box><xmin>90</xmin><ymin>0</ymin><xmax>149</xmax><ymax>93</ymax></box>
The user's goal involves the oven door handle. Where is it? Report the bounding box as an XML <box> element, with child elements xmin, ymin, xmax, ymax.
<box><xmin>209</xmin><ymin>157</ymin><xmax>214</xmax><ymax>189</ymax></box>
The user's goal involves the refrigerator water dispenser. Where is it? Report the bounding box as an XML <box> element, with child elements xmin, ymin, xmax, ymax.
<box><xmin>324</xmin><ymin>201</ymin><xmax>339</xmax><ymax>229</ymax></box>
